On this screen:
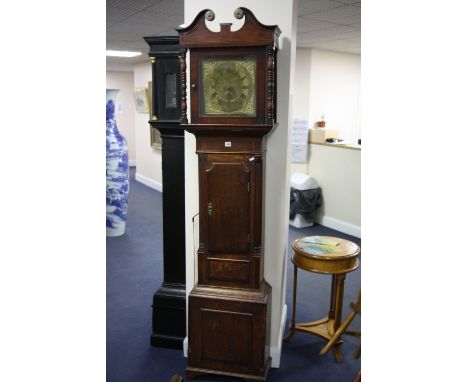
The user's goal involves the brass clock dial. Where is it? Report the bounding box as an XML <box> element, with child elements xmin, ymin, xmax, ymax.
<box><xmin>201</xmin><ymin>57</ymin><xmax>256</xmax><ymax>116</ymax></box>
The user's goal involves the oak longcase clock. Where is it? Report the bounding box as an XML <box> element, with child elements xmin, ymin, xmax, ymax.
<box><xmin>178</xmin><ymin>8</ymin><xmax>280</xmax><ymax>382</ymax></box>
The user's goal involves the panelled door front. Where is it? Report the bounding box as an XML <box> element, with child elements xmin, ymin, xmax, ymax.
<box><xmin>204</xmin><ymin>154</ymin><xmax>251</xmax><ymax>255</ymax></box>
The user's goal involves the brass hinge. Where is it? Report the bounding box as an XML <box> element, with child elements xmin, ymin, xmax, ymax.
<box><xmin>247</xmin><ymin>182</ymin><xmax>250</xmax><ymax>192</ymax></box>
<box><xmin>247</xmin><ymin>233</ymin><xmax>250</xmax><ymax>242</ymax></box>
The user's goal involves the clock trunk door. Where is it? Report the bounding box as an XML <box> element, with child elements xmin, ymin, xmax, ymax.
<box><xmin>204</xmin><ymin>155</ymin><xmax>250</xmax><ymax>254</ymax></box>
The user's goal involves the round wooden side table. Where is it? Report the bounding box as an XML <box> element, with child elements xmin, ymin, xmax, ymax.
<box><xmin>283</xmin><ymin>236</ymin><xmax>360</xmax><ymax>362</ymax></box>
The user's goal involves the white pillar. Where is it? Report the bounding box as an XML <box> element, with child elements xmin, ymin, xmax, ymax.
<box><xmin>183</xmin><ymin>0</ymin><xmax>297</xmax><ymax>368</ymax></box>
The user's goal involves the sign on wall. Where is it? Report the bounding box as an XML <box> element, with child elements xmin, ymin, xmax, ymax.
<box><xmin>291</xmin><ymin>118</ymin><xmax>309</xmax><ymax>163</ymax></box>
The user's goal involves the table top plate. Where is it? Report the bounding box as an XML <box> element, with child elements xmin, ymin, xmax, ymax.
<box><xmin>291</xmin><ymin>236</ymin><xmax>360</xmax><ymax>274</ymax></box>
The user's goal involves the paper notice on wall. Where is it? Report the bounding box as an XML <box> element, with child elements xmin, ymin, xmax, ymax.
<box><xmin>291</xmin><ymin>118</ymin><xmax>309</xmax><ymax>163</ymax></box>
<box><xmin>292</xmin><ymin>144</ymin><xmax>307</xmax><ymax>163</ymax></box>
<box><xmin>292</xmin><ymin>118</ymin><xmax>309</xmax><ymax>144</ymax></box>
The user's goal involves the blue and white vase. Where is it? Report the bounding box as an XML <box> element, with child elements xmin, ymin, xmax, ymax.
<box><xmin>106</xmin><ymin>89</ymin><xmax>129</xmax><ymax>236</ymax></box>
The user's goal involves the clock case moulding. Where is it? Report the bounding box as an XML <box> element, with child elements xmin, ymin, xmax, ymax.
<box><xmin>177</xmin><ymin>8</ymin><xmax>281</xmax><ymax>382</ymax></box>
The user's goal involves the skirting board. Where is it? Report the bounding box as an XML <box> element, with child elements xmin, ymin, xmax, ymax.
<box><xmin>270</xmin><ymin>303</ymin><xmax>287</xmax><ymax>368</ymax></box>
<box><xmin>135</xmin><ymin>172</ymin><xmax>162</xmax><ymax>192</ymax></box>
<box><xmin>319</xmin><ymin>215</ymin><xmax>361</xmax><ymax>238</ymax></box>
<box><xmin>182</xmin><ymin>304</ymin><xmax>288</xmax><ymax>369</ymax></box>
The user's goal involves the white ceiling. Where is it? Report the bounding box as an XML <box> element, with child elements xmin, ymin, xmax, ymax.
<box><xmin>107</xmin><ymin>0</ymin><xmax>360</xmax><ymax>67</ymax></box>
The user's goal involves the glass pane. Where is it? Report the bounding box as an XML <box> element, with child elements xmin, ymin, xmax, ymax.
<box><xmin>165</xmin><ymin>73</ymin><xmax>177</xmax><ymax>108</ymax></box>
<box><xmin>200</xmin><ymin>57</ymin><xmax>256</xmax><ymax>117</ymax></box>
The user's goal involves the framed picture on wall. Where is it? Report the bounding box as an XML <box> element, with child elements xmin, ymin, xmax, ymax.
<box><xmin>133</xmin><ymin>87</ymin><xmax>149</xmax><ymax>113</ymax></box>
<box><xmin>148</xmin><ymin>81</ymin><xmax>162</xmax><ymax>150</ymax></box>
<box><xmin>148</xmin><ymin>81</ymin><xmax>154</xmax><ymax>119</ymax></box>
<box><xmin>150</xmin><ymin>126</ymin><xmax>162</xmax><ymax>150</ymax></box>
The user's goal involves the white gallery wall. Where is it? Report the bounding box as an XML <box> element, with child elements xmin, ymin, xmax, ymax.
<box><xmin>309</xmin><ymin>48</ymin><xmax>361</xmax><ymax>141</ymax></box>
<box><xmin>292</xmin><ymin>48</ymin><xmax>313</xmax><ymax>122</ymax></box>
<box><xmin>292</xmin><ymin>48</ymin><xmax>361</xmax><ymax>141</ymax></box>
<box><xmin>106</xmin><ymin>71</ymin><xmax>136</xmax><ymax>165</ymax></box>
<box><xmin>133</xmin><ymin>62</ymin><xmax>163</xmax><ymax>191</ymax></box>
<box><xmin>291</xmin><ymin>48</ymin><xmax>361</xmax><ymax>237</ymax></box>
<box><xmin>290</xmin><ymin>48</ymin><xmax>313</xmax><ymax>175</ymax></box>
<box><xmin>309</xmin><ymin>145</ymin><xmax>361</xmax><ymax>236</ymax></box>
<box><xmin>183</xmin><ymin>0</ymin><xmax>297</xmax><ymax>368</ymax></box>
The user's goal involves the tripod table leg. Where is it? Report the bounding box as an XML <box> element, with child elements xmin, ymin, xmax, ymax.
<box><xmin>283</xmin><ymin>265</ymin><xmax>298</xmax><ymax>341</ymax></box>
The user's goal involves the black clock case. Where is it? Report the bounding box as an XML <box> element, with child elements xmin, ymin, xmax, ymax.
<box><xmin>144</xmin><ymin>35</ymin><xmax>186</xmax><ymax>349</ymax></box>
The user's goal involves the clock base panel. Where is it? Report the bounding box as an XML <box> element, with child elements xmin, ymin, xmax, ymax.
<box><xmin>187</xmin><ymin>281</ymin><xmax>271</xmax><ymax>380</ymax></box>
<box><xmin>150</xmin><ymin>285</ymin><xmax>186</xmax><ymax>349</ymax></box>
<box><xmin>186</xmin><ymin>357</ymin><xmax>271</xmax><ymax>382</ymax></box>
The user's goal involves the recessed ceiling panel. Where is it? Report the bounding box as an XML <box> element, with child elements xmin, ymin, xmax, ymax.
<box><xmin>298</xmin><ymin>0</ymin><xmax>344</xmax><ymax>16</ymax></box>
<box><xmin>106</xmin><ymin>0</ymin><xmax>360</xmax><ymax>65</ymax></box>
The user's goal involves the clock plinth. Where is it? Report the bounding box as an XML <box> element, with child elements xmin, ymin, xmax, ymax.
<box><xmin>187</xmin><ymin>281</ymin><xmax>271</xmax><ymax>382</ymax></box>
<box><xmin>150</xmin><ymin>284</ymin><xmax>186</xmax><ymax>349</ymax></box>
<box><xmin>178</xmin><ymin>8</ymin><xmax>280</xmax><ymax>380</ymax></box>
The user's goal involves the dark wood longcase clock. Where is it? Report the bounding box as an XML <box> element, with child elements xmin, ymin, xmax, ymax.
<box><xmin>178</xmin><ymin>8</ymin><xmax>280</xmax><ymax>381</ymax></box>
<box><xmin>144</xmin><ymin>36</ymin><xmax>186</xmax><ymax>349</ymax></box>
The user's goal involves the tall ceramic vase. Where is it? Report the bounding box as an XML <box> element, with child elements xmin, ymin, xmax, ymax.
<box><xmin>106</xmin><ymin>89</ymin><xmax>129</xmax><ymax>236</ymax></box>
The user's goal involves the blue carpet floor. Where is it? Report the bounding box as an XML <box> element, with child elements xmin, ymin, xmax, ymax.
<box><xmin>107</xmin><ymin>168</ymin><xmax>361</xmax><ymax>381</ymax></box>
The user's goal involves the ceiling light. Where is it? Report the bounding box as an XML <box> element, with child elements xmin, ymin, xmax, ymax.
<box><xmin>106</xmin><ymin>50</ymin><xmax>142</xmax><ymax>58</ymax></box>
